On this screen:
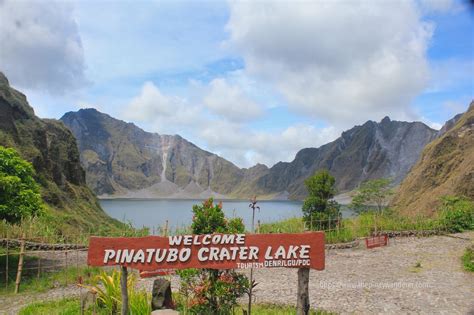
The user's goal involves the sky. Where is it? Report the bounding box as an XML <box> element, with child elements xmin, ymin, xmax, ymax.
<box><xmin>0</xmin><ymin>0</ymin><xmax>472</xmax><ymax>168</ymax></box>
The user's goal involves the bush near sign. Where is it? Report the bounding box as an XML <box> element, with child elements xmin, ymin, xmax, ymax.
<box><xmin>87</xmin><ymin>232</ymin><xmax>325</xmax><ymax>271</ymax></box>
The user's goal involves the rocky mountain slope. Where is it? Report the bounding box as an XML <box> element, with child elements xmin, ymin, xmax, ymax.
<box><xmin>0</xmin><ymin>72</ymin><xmax>121</xmax><ymax>232</ymax></box>
<box><xmin>62</xmin><ymin>109</ymin><xmax>437</xmax><ymax>200</ymax></box>
<box><xmin>392</xmin><ymin>102</ymin><xmax>474</xmax><ymax>215</ymax></box>
<box><xmin>60</xmin><ymin>109</ymin><xmax>264</xmax><ymax>198</ymax></box>
<box><xmin>244</xmin><ymin>117</ymin><xmax>438</xmax><ymax>199</ymax></box>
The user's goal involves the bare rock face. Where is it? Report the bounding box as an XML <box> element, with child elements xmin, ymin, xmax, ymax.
<box><xmin>61</xmin><ymin>108</ymin><xmax>438</xmax><ymax>200</ymax></box>
<box><xmin>61</xmin><ymin>109</ymin><xmax>246</xmax><ymax>197</ymax></box>
<box><xmin>250</xmin><ymin>117</ymin><xmax>438</xmax><ymax>199</ymax></box>
<box><xmin>0</xmin><ymin>72</ymin><xmax>119</xmax><ymax>231</ymax></box>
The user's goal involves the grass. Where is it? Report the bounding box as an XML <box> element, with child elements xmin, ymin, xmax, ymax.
<box><xmin>409</xmin><ymin>261</ymin><xmax>423</xmax><ymax>273</ymax></box>
<box><xmin>0</xmin><ymin>258</ymin><xmax>103</xmax><ymax>295</ymax></box>
<box><xmin>19</xmin><ymin>298</ymin><xmax>334</xmax><ymax>315</ymax></box>
<box><xmin>259</xmin><ymin>217</ymin><xmax>305</xmax><ymax>234</ymax></box>
<box><xmin>0</xmin><ymin>215</ymin><xmax>150</xmax><ymax>245</ymax></box>
<box><xmin>258</xmin><ymin>210</ymin><xmax>450</xmax><ymax>244</ymax></box>
<box><xmin>19</xmin><ymin>297</ymin><xmax>109</xmax><ymax>315</ymax></box>
<box><xmin>462</xmin><ymin>246</ymin><xmax>474</xmax><ymax>273</ymax></box>
<box><xmin>236</xmin><ymin>304</ymin><xmax>335</xmax><ymax>314</ymax></box>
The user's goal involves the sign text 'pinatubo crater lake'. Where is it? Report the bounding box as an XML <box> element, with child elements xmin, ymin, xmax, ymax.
<box><xmin>99</xmin><ymin>198</ymin><xmax>356</xmax><ymax>233</ymax></box>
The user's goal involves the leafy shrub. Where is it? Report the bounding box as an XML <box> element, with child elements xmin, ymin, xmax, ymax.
<box><xmin>0</xmin><ymin>146</ymin><xmax>44</xmax><ymax>223</ymax></box>
<box><xmin>191</xmin><ymin>198</ymin><xmax>245</xmax><ymax>234</ymax></box>
<box><xmin>350</xmin><ymin>178</ymin><xmax>393</xmax><ymax>214</ymax></box>
<box><xmin>177</xmin><ymin>198</ymin><xmax>249</xmax><ymax>314</ymax></box>
<box><xmin>439</xmin><ymin>196</ymin><xmax>474</xmax><ymax>232</ymax></box>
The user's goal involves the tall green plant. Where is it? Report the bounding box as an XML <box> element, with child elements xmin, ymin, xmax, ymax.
<box><xmin>81</xmin><ymin>269</ymin><xmax>151</xmax><ymax>314</ymax></box>
<box><xmin>302</xmin><ymin>170</ymin><xmax>340</xmax><ymax>230</ymax></box>
<box><xmin>177</xmin><ymin>198</ymin><xmax>249</xmax><ymax>314</ymax></box>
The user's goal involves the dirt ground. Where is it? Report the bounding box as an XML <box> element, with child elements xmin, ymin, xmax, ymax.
<box><xmin>1</xmin><ymin>232</ymin><xmax>473</xmax><ymax>314</ymax></box>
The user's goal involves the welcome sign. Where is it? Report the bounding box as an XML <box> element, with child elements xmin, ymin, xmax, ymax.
<box><xmin>87</xmin><ymin>232</ymin><xmax>325</xmax><ymax>271</ymax></box>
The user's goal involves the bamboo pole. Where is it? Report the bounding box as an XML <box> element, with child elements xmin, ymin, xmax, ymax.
<box><xmin>65</xmin><ymin>251</ymin><xmax>68</xmax><ymax>286</ymax></box>
<box><xmin>37</xmin><ymin>256</ymin><xmax>41</xmax><ymax>279</ymax></box>
<box><xmin>14</xmin><ymin>235</ymin><xmax>26</xmax><ymax>294</ymax></box>
<box><xmin>248</xmin><ymin>196</ymin><xmax>259</xmax><ymax>315</ymax></box>
<box><xmin>164</xmin><ymin>220</ymin><xmax>169</xmax><ymax>237</ymax></box>
<box><xmin>5</xmin><ymin>237</ymin><xmax>9</xmax><ymax>290</ymax></box>
<box><xmin>120</xmin><ymin>266</ymin><xmax>129</xmax><ymax>315</ymax></box>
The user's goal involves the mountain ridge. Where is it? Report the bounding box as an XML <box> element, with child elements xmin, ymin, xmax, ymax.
<box><xmin>61</xmin><ymin>108</ymin><xmax>251</xmax><ymax>198</ymax></box>
<box><xmin>61</xmin><ymin>108</ymin><xmax>437</xmax><ymax>200</ymax></box>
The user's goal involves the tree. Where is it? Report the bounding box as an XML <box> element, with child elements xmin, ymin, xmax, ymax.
<box><xmin>302</xmin><ymin>169</ymin><xmax>340</xmax><ymax>230</ymax></box>
<box><xmin>350</xmin><ymin>178</ymin><xmax>393</xmax><ymax>214</ymax></box>
<box><xmin>0</xmin><ymin>146</ymin><xmax>43</xmax><ymax>223</ymax></box>
<box><xmin>178</xmin><ymin>198</ymin><xmax>249</xmax><ymax>314</ymax></box>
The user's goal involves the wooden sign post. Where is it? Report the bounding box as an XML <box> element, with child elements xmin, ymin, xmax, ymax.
<box><xmin>297</xmin><ymin>268</ymin><xmax>310</xmax><ymax>315</ymax></box>
<box><xmin>88</xmin><ymin>232</ymin><xmax>325</xmax><ymax>313</ymax></box>
<box><xmin>120</xmin><ymin>266</ymin><xmax>128</xmax><ymax>315</ymax></box>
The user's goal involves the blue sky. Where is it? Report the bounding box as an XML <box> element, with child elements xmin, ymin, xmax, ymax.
<box><xmin>0</xmin><ymin>0</ymin><xmax>472</xmax><ymax>167</ymax></box>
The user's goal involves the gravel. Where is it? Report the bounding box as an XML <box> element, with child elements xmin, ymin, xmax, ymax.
<box><xmin>1</xmin><ymin>232</ymin><xmax>473</xmax><ymax>315</ymax></box>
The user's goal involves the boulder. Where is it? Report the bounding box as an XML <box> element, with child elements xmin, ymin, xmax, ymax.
<box><xmin>151</xmin><ymin>278</ymin><xmax>173</xmax><ymax>310</ymax></box>
<box><xmin>80</xmin><ymin>291</ymin><xmax>96</xmax><ymax>311</ymax></box>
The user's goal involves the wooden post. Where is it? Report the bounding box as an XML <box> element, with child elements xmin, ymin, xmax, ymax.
<box><xmin>15</xmin><ymin>235</ymin><xmax>26</xmax><ymax>294</ymax></box>
<box><xmin>65</xmin><ymin>251</ymin><xmax>68</xmax><ymax>286</ymax></box>
<box><xmin>5</xmin><ymin>237</ymin><xmax>9</xmax><ymax>289</ymax></box>
<box><xmin>37</xmin><ymin>256</ymin><xmax>41</xmax><ymax>279</ymax></box>
<box><xmin>296</xmin><ymin>268</ymin><xmax>310</xmax><ymax>315</ymax></box>
<box><xmin>120</xmin><ymin>266</ymin><xmax>129</xmax><ymax>315</ymax></box>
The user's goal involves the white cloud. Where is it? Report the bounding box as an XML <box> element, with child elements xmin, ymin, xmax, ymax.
<box><xmin>420</xmin><ymin>117</ymin><xmax>442</xmax><ymax>130</ymax></box>
<box><xmin>122</xmin><ymin>82</ymin><xmax>203</xmax><ymax>135</ymax></box>
<box><xmin>204</xmin><ymin>78</ymin><xmax>263</xmax><ymax>121</ymax></box>
<box><xmin>419</xmin><ymin>0</ymin><xmax>463</xmax><ymax>13</ymax></box>
<box><xmin>125</xmin><ymin>82</ymin><xmax>184</xmax><ymax>120</ymax></box>
<box><xmin>199</xmin><ymin>120</ymin><xmax>339</xmax><ymax>167</ymax></box>
<box><xmin>226</xmin><ymin>0</ymin><xmax>433</xmax><ymax>126</ymax></box>
<box><xmin>122</xmin><ymin>81</ymin><xmax>338</xmax><ymax>167</ymax></box>
<box><xmin>0</xmin><ymin>0</ymin><xmax>87</xmax><ymax>93</ymax></box>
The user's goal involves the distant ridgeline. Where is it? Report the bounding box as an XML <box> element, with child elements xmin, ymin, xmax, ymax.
<box><xmin>0</xmin><ymin>72</ymin><xmax>121</xmax><ymax>232</ymax></box>
<box><xmin>61</xmin><ymin>108</ymin><xmax>438</xmax><ymax>200</ymax></box>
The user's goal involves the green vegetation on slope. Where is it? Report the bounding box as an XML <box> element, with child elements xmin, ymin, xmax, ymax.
<box><xmin>0</xmin><ymin>72</ymin><xmax>122</xmax><ymax>234</ymax></box>
<box><xmin>393</xmin><ymin>102</ymin><xmax>474</xmax><ymax>215</ymax></box>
